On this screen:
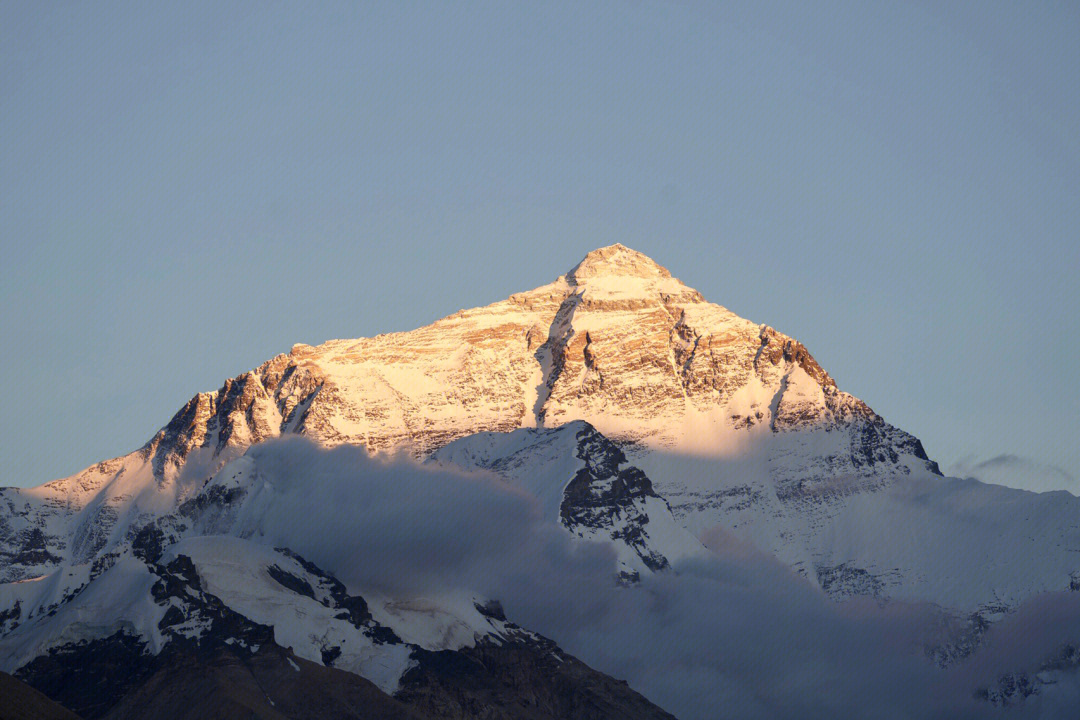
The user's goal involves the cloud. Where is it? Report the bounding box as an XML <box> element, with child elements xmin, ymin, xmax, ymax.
<box><xmin>948</xmin><ymin>454</ymin><xmax>1076</xmax><ymax>494</ymax></box>
<box><xmin>231</xmin><ymin>438</ymin><xmax>1080</xmax><ymax>720</ymax></box>
<box><xmin>233</xmin><ymin>437</ymin><xmax>614</xmax><ymax>597</ymax></box>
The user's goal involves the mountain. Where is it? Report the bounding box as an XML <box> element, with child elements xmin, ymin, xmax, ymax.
<box><xmin>2</xmin><ymin>244</ymin><xmax>1079</xmax><ymax>718</ymax></box>
<box><xmin>0</xmin><ymin>244</ymin><xmax>934</xmax><ymax>581</ymax></box>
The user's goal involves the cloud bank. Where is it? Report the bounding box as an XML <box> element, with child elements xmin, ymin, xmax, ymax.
<box><xmin>233</xmin><ymin>438</ymin><xmax>1080</xmax><ymax>719</ymax></box>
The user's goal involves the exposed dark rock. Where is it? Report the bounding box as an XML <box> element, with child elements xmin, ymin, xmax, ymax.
<box><xmin>816</xmin><ymin>563</ymin><xmax>885</xmax><ymax>600</ymax></box>
<box><xmin>267</xmin><ymin>564</ymin><xmax>316</xmax><ymax>599</ymax></box>
<box><xmin>89</xmin><ymin>551</ymin><xmax>120</xmax><ymax>581</ymax></box>
<box><xmin>177</xmin><ymin>484</ymin><xmax>245</xmax><ymax>519</ymax></box>
<box><xmin>14</xmin><ymin>546</ymin><xmax>678</xmax><ymax>720</ymax></box>
<box><xmin>15</xmin><ymin>633</ymin><xmax>153</xmax><ymax>719</ymax></box>
<box><xmin>321</xmin><ymin>645</ymin><xmax>342</xmax><ymax>666</ymax></box>
<box><xmin>0</xmin><ymin>600</ymin><xmax>21</xmax><ymax>635</ymax></box>
<box><xmin>69</xmin><ymin>505</ymin><xmax>118</xmax><ymax>563</ymax></box>
<box><xmin>19</xmin><ymin>636</ymin><xmax>425</xmax><ymax>720</ymax></box>
<box><xmin>157</xmin><ymin>605</ymin><xmax>185</xmax><ymax>631</ymax></box>
<box><xmin>101</xmin><ymin>645</ymin><xmax>426</xmax><ymax>720</ymax></box>
<box><xmin>272</xmin><ymin>547</ymin><xmax>397</xmax><ymax>641</ymax></box>
<box><xmin>473</xmin><ymin>599</ymin><xmax>506</xmax><ymax>622</ymax></box>
<box><xmin>144</xmin><ymin>393</ymin><xmax>214</xmax><ymax>481</ymax></box>
<box><xmin>927</xmin><ymin>603</ymin><xmax>1013</xmax><ymax>667</ymax></box>
<box><xmin>396</xmin><ymin>634</ymin><xmax>677</xmax><ymax>720</ymax></box>
<box><xmin>756</xmin><ymin>326</ymin><xmax>837</xmax><ymax>392</ymax></box>
<box><xmin>9</xmin><ymin>528</ymin><xmax>63</xmax><ymax>567</ymax></box>
<box><xmin>149</xmin><ymin>554</ymin><xmax>276</xmax><ymax>656</ymax></box>
<box><xmin>130</xmin><ymin>525</ymin><xmax>167</xmax><ymax>564</ymax></box>
<box><xmin>560</xmin><ymin>425</ymin><xmax>670</xmax><ymax>572</ymax></box>
<box><xmin>17</xmin><ymin>554</ymin><xmax>276</xmax><ymax>718</ymax></box>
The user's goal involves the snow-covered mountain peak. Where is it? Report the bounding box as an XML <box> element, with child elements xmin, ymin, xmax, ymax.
<box><xmin>566</xmin><ymin>244</ymin><xmax>673</xmax><ymax>284</ymax></box>
<box><xmin>0</xmin><ymin>245</ymin><xmax>940</xmax><ymax>591</ymax></box>
<box><xmin>554</xmin><ymin>245</ymin><xmax>702</xmax><ymax>306</ymax></box>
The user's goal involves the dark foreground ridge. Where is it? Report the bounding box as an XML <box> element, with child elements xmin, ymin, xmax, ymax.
<box><xmin>12</xmin><ymin>548</ymin><xmax>677</xmax><ymax>720</ymax></box>
<box><xmin>0</xmin><ymin>671</ymin><xmax>81</xmax><ymax>720</ymax></box>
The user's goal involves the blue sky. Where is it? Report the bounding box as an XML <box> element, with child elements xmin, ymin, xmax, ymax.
<box><xmin>2</xmin><ymin>1</ymin><xmax>1077</xmax><ymax>490</ymax></box>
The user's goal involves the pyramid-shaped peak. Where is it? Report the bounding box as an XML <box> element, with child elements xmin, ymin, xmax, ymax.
<box><xmin>566</xmin><ymin>244</ymin><xmax>672</xmax><ymax>284</ymax></box>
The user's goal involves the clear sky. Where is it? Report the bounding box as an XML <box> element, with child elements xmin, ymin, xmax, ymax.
<box><xmin>2</xmin><ymin>1</ymin><xmax>1077</xmax><ymax>491</ymax></box>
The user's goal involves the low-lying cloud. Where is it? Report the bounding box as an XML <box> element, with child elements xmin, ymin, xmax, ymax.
<box><xmin>235</xmin><ymin>438</ymin><xmax>1080</xmax><ymax>719</ymax></box>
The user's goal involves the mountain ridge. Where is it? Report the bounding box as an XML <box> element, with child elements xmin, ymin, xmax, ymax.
<box><xmin>46</xmin><ymin>243</ymin><xmax>939</xmax><ymax>479</ymax></box>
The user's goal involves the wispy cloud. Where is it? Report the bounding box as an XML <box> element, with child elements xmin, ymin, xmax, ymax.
<box><xmin>948</xmin><ymin>454</ymin><xmax>1076</xmax><ymax>494</ymax></box>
